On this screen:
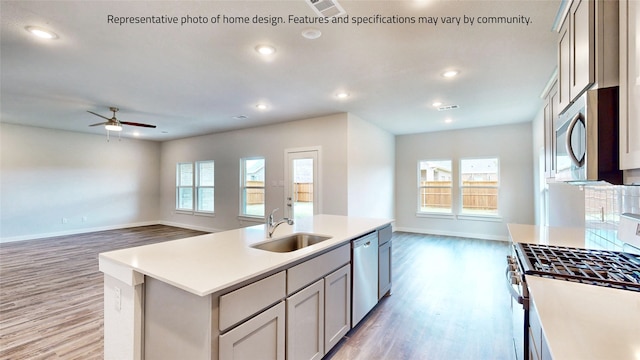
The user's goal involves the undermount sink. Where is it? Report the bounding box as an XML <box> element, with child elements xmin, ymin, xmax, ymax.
<box><xmin>251</xmin><ymin>233</ymin><xmax>332</xmax><ymax>253</ymax></box>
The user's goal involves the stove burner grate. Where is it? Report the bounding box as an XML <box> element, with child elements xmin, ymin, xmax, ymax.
<box><xmin>515</xmin><ymin>243</ymin><xmax>640</xmax><ymax>292</ymax></box>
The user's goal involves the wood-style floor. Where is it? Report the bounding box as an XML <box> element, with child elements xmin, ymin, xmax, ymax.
<box><xmin>0</xmin><ymin>226</ymin><xmax>514</xmax><ymax>360</ymax></box>
<box><xmin>326</xmin><ymin>232</ymin><xmax>514</xmax><ymax>360</ymax></box>
<box><xmin>0</xmin><ymin>225</ymin><xmax>207</xmax><ymax>360</ymax></box>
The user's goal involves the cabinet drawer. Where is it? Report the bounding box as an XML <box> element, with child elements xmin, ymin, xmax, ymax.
<box><xmin>287</xmin><ymin>244</ymin><xmax>350</xmax><ymax>295</ymax></box>
<box><xmin>219</xmin><ymin>271</ymin><xmax>286</xmax><ymax>332</ymax></box>
<box><xmin>378</xmin><ymin>224</ymin><xmax>392</xmax><ymax>246</ymax></box>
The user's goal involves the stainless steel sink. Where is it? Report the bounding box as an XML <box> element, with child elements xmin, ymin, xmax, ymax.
<box><xmin>251</xmin><ymin>233</ymin><xmax>332</xmax><ymax>252</ymax></box>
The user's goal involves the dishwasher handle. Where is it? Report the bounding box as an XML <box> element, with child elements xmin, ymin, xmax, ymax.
<box><xmin>352</xmin><ymin>232</ymin><xmax>376</xmax><ymax>248</ymax></box>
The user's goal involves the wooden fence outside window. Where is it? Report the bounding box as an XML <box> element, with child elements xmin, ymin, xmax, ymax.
<box><xmin>420</xmin><ymin>181</ymin><xmax>498</xmax><ymax>211</ymax></box>
<box><xmin>246</xmin><ymin>182</ymin><xmax>313</xmax><ymax>204</ymax></box>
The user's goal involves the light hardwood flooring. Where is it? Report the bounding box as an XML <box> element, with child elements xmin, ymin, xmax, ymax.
<box><xmin>1</xmin><ymin>226</ymin><xmax>514</xmax><ymax>360</ymax></box>
<box><xmin>326</xmin><ymin>232</ymin><xmax>514</xmax><ymax>360</ymax></box>
<box><xmin>0</xmin><ymin>225</ymin><xmax>207</xmax><ymax>359</ymax></box>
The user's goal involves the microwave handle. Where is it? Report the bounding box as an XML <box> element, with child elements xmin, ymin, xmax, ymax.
<box><xmin>565</xmin><ymin>113</ymin><xmax>585</xmax><ymax>167</ymax></box>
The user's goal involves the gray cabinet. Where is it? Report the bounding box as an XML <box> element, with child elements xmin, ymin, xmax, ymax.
<box><xmin>620</xmin><ymin>0</ymin><xmax>640</xmax><ymax>169</ymax></box>
<box><xmin>543</xmin><ymin>81</ymin><xmax>559</xmax><ymax>179</ymax></box>
<box><xmin>556</xmin><ymin>0</ymin><xmax>618</xmax><ymax>114</ymax></box>
<box><xmin>219</xmin><ymin>302</ymin><xmax>286</xmax><ymax>360</ymax></box>
<box><xmin>287</xmin><ymin>279</ymin><xmax>324</xmax><ymax>360</ymax></box>
<box><xmin>378</xmin><ymin>225</ymin><xmax>393</xmax><ymax>299</ymax></box>
<box><xmin>286</xmin><ymin>254</ymin><xmax>351</xmax><ymax>360</ymax></box>
<box><xmin>324</xmin><ymin>264</ymin><xmax>351</xmax><ymax>351</ymax></box>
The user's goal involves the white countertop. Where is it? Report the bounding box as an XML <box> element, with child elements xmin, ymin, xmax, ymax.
<box><xmin>99</xmin><ymin>215</ymin><xmax>392</xmax><ymax>296</ymax></box>
<box><xmin>508</xmin><ymin>224</ymin><xmax>640</xmax><ymax>360</ymax></box>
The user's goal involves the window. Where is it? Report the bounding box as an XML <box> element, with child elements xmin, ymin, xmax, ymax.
<box><xmin>240</xmin><ymin>157</ymin><xmax>265</xmax><ymax>217</ymax></box>
<box><xmin>460</xmin><ymin>157</ymin><xmax>499</xmax><ymax>215</ymax></box>
<box><xmin>176</xmin><ymin>161</ymin><xmax>214</xmax><ymax>213</ymax></box>
<box><xmin>418</xmin><ymin>160</ymin><xmax>453</xmax><ymax>213</ymax></box>
<box><xmin>176</xmin><ymin>163</ymin><xmax>194</xmax><ymax>211</ymax></box>
<box><xmin>196</xmin><ymin>161</ymin><xmax>214</xmax><ymax>213</ymax></box>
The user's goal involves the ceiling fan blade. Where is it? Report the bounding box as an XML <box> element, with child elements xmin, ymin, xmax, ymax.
<box><xmin>120</xmin><ymin>121</ymin><xmax>157</xmax><ymax>128</ymax></box>
<box><xmin>89</xmin><ymin>122</ymin><xmax>107</xmax><ymax>127</ymax></box>
<box><xmin>87</xmin><ymin>110</ymin><xmax>111</xmax><ymax>121</ymax></box>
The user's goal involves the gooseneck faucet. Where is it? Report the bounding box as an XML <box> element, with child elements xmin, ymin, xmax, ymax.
<box><xmin>266</xmin><ymin>208</ymin><xmax>294</xmax><ymax>238</ymax></box>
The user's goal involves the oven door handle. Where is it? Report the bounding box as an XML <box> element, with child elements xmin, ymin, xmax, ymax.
<box><xmin>505</xmin><ymin>266</ymin><xmax>524</xmax><ymax>305</ymax></box>
<box><xmin>565</xmin><ymin>112</ymin><xmax>585</xmax><ymax>167</ymax></box>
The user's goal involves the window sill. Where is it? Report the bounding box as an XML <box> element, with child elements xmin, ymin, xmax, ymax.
<box><xmin>237</xmin><ymin>215</ymin><xmax>265</xmax><ymax>223</ymax></box>
<box><xmin>195</xmin><ymin>212</ymin><xmax>215</xmax><ymax>218</ymax></box>
<box><xmin>457</xmin><ymin>214</ymin><xmax>503</xmax><ymax>222</ymax></box>
<box><xmin>416</xmin><ymin>212</ymin><xmax>455</xmax><ymax>220</ymax></box>
<box><xmin>175</xmin><ymin>210</ymin><xmax>194</xmax><ymax>215</ymax></box>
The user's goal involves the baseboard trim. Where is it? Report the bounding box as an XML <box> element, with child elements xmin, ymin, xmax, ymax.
<box><xmin>394</xmin><ymin>226</ymin><xmax>509</xmax><ymax>242</ymax></box>
<box><xmin>0</xmin><ymin>221</ymin><xmax>160</xmax><ymax>243</ymax></box>
<box><xmin>158</xmin><ymin>221</ymin><xmax>220</xmax><ymax>234</ymax></box>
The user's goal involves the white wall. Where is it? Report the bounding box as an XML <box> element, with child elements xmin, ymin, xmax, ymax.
<box><xmin>159</xmin><ymin>114</ymin><xmax>351</xmax><ymax>232</ymax></box>
<box><xmin>0</xmin><ymin>123</ymin><xmax>161</xmax><ymax>242</ymax></box>
<box><xmin>347</xmin><ymin>114</ymin><xmax>395</xmax><ymax>219</ymax></box>
<box><xmin>395</xmin><ymin>123</ymin><xmax>535</xmax><ymax>241</ymax></box>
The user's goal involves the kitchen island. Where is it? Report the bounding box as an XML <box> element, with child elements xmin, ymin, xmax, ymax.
<box><xmin>99</xmin><ymin>214</ymin><xmax>392</xmax><ymax>360</ymax></box>
<box><xmin>508</xmin><ymin>224</ymin><xmax>640</xmax><ymax>360</ymax></box>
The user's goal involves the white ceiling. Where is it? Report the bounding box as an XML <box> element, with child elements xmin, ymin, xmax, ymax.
<box><xmin>1</xmin><ymin>0</ymin><xmax>560</xmax><ymax>141</ymax></box>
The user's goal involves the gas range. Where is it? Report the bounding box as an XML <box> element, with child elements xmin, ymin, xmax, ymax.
<box><xmin>514</xmin><ymin>243</ymin><xmax>640</xmax><ymax>292</ymax></box>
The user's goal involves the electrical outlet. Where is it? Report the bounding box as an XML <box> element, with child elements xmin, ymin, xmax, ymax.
<box><xmin>114</xmin><ymin>286</ymin><xmax>121</xmax><ymax>311</ymax></box>
<box><xmin>61</xmin><ymin>217</ymin><xmax>68</xmax><ymax>224</ymax></box>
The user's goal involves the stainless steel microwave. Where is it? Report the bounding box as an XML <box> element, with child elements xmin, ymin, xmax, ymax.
<box><xmin>554</xmin><ymin>86</ymin><xmax>623</xmax><ymax>184</ymax></box>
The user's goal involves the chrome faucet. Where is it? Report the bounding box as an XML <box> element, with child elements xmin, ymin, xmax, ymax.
<box><xmin>266</xmin><ymin>208</ymin><xmax>294</xmax><ymax>238</ymax></box>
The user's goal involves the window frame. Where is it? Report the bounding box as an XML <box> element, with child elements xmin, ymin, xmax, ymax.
<box><xmin>175</xmin><ymin>161</ymin><xmax>215</xmax><ymax>216</ymax></box>
<box><xmin>195</xmin><ymin>160</ymin><xmax>215</xmax><ymax>214</ymax></box>
<box><xmin>416</xmin><ymin>159</ymin><xmax>454</xmax><ymax>216</ymax></box>
<box><xmin>459</xmin><ymin>157</ymin><xmax>500</xmax><ymax>218</ymax></box>
<box><xmin>240</xmin><ymin>157</ymin><xmax>266</xmax><ymax>219</ymax></box>
<box><xmin>176</xmin><ymin>162</ymin><xmax>194</xmax><ymax>213</ymax></box>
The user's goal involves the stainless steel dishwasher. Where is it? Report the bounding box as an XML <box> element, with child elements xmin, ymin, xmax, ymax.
<box><xmin>351</xmin><ymin>231</ymin><xmax>379</xmax><ymax>326</ymax></box>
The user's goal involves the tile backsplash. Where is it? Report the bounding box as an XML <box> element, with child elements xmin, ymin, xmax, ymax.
<box><xmin>584</xmin><ymin>184</ymin><xmax>640</xmax><ymax>251</ymax></box>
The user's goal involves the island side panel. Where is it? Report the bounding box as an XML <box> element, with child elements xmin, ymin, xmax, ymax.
<box><xmin>144</xmin><ymin>277</ymin><xmax>217</xmax><ymax>360</ymax></box>
<box><xmin>103</xmin><ymin>274</ymin><xmax>144</xmax><ymax>360</ymax></box>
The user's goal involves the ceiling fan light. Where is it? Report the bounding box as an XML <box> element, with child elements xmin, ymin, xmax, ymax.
<box><xmin>105</xmin><ymin>124</ymin><xmax>122</xmax><ymax>132</ymax></box>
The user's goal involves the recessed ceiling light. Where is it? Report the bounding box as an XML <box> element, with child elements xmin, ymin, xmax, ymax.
<box><xmin>442</xmin><ymin>70</ymin><xmax>459</xmax><ymax>78</ymax></box>
<box><xmin>256</xmin><ymin>103</ymin><xmax>268</xmax><ymax>110</ymax></box>
<box><xmin>444</xmin><ymin>118</ymin><xmax>453</xmax><ymax>124</ymax></box>
<box><xmin>255</xmin><ymin>45</ymin><xmax>276</xmax><ymax>55</ymax></box>
<box><xmin>432</xmin><ymin>101</ymin><xmax>443</xmax><ymax>107</ymax></box>
<box><xmin>301</xmin><ymin>28</ymin><xmax>322</xmax><ymax>40</ymax></box>
<box><xmin>25</xmin><ymin>26</ymin><xmax>58</xmax><ymax>39</ymax></box>
<box><xmin>336</xmin><ymin>92</ymin><xmax>350</xmax><ymax>99</ymax></box>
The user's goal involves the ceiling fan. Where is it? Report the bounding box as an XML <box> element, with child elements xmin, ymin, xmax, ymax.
<box><xmin>88</xmin><ymin>107</ymin><xmax>156</xmax><ymax>132</ymax></box>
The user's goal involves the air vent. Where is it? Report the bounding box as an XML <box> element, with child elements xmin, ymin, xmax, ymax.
<box><xmin>437</xmin><ymin>105</ymin><xmax>460</xmax><ymax>111</ymax></box>
<box><xmin>305</xmin><ymin>0</ymin><xmax>346</xmax><ymax>18</ymax></box>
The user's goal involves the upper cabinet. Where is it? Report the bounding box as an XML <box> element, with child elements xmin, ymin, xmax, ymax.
<box><xmin>556</xmin><ymin>0</ymin><xmax>619</xmax><ymax>114</ymax></box>
<box><xmin>620</xmin><ymin>0</ymin><xmax>640</xmax><ymax>169</ymax></box>
<box><xmin>543</xmin><ymin>80</ymin><xmax>559</xmax><ymax>179</ymax></box>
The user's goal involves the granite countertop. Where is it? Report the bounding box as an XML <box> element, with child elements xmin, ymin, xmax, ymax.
<box><xmin>99</xmin><ymin>215</ymin><xmax>392</xmax><ymax>296</ymax></box>
<box><xmin>508</xmin><ymin>224</ymin><xmax>640</xmax><ymax>360</ymax></box>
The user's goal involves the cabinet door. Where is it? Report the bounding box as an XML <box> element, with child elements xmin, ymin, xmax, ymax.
<box><xmin>325</xmin><ymin>264</ymin><xmax>351</xmax><ymax>351</ymax></box>
<box><xmin>558</xmin><ymin>18</ymin><xmax>571</xmax><ymax>113</ymax></box>
<box><xmin>378</xmin><ymin>240</ymin><xmax>392</xmax><ymax>299</ymax></box>
<box><xmin>620</xmin><ymin>0</ymin><xmax>640</xmax><ymax>169</ymax></box>
<box><xmin>570</xmin><ymin>0</ymin><xmax>595</xmax><ymax>99</ymax></box>
<box><xmin>287</xmin><ymin>279</ymin><xmax>324</xmax><ymax>360</ymax></box>
<box><xmin>219</xmin><ymin>302</ymin><xmax>285</xmax><ymax>360</ymax></box>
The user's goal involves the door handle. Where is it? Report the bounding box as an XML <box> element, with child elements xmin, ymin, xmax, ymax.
<box><xmin>565</xmin><ymin>112</ymin><xmax>585</xmax><ymax>167</ymax></box>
